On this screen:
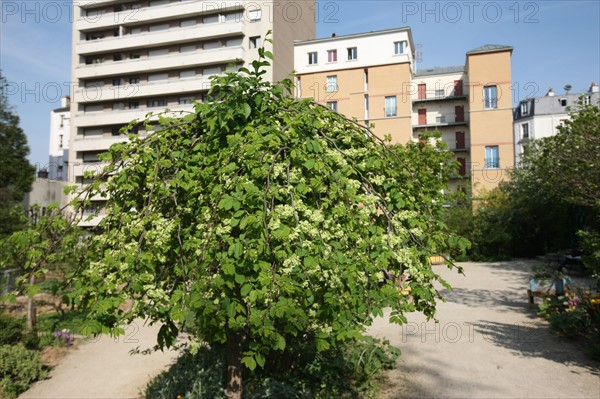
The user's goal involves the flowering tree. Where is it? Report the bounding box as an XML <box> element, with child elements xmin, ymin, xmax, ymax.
<box><xmin>70</xmin><ymin>49</ymin><xmax>466</xmax><ymax>398</ymax></box>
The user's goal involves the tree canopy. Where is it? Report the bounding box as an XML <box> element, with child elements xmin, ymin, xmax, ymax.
<box><xmin>66</xmin><ymin>50</ymin><xmax>466</xmax><ymax>397</ymax></box>
<box><xmin>0</xmin><ymin>71</ymin><xmax>36</xmax><ymax>237</ymax></box>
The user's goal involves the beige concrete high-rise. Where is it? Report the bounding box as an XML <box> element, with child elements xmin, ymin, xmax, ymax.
<box><xmin>69</xmin><ymin>0</ymin><xmax>315</xmax><ymax>226</ymax></box>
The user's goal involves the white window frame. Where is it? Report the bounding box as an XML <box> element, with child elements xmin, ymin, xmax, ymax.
<box><xmin>327</xmin><ymin>49</ymin><xmax>337</xmax><ymax>63</ymax></box>
<box><xmin>347</xmin><ymin>47</ymin><xmax>358</xmax><ymax>61</ymax></box>
<box><xmin>521</xmin><ymin>123</ymin><xmax>529</xmax><ymax>139</ymax></box>
<box><xmin>385</xmin><ymin>96</ymin><xmax>397</xmax><ymax>118</ymax></box>
<box><xmin>394</xmin><ymin>41</ymin><xmax>407</xmax><ymax>55</ymax></box>
<box><xmin>485</xmin><ymin>145</ymin><xmax>500</xmax><ymax>169</ymax></box>
<box><xmin>308</xmin><ymin>52</ymin><xmax>318</xmax><ymax>65</ymax></box>
<box><xmin>249</xmin><ymin>36</ymin><xmax>261</xmax><ymax>49</ymax></box>
<box><xmin>325</xmin><ymin>75</ymin><xmax>338</xmax><ymax>93</ymax></box>
<box><xmin>484</xmin><ymin>85</ymin><xmax>498</xmax><ymax>109</ymax></box>
<box><xmin>327</xmin><ymin>101</ymin><xmax>338</xmax><ymax>112</ymax></box>
<box><xmin>520</xmin><ymin>102</ymin><xmax>529</xmax><ymax>115</ymax></box>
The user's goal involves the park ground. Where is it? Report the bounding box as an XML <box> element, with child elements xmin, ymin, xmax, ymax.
<box><xmin>20</xmin><ymin>260</ymin><xmax>600</xmax><ymax>398</ymax></box>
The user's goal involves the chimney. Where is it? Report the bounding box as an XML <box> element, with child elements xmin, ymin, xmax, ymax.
<box><xmin>60</xmin><ymin>96</ymin><xmax>71</xmax><ymax>108</ymax></box>
<box><xmin>331</xmin><ymin>33</ymin><xmax>336</xmax><ymax>37</ymax></box>
<box><xmin>546</xmin><ymin>88</ymin><xmax>555</xmax><ymax>97</ymax></box>
<box><xmin>590</xmin><ymin>82</ymin><xmax>599</xmax><ymax>93</ymax></box>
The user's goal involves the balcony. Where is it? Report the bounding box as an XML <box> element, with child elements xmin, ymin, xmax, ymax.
<box><xmin>75</xmin><ymin>47</ymin><xmax>244</xmax><ymax>79</ymax></box>
<box><xmin>74</xmin><ymin>104</ymin><xmax>195</xmax><ymax>127</ymax></box>
<box><xmin>75</xmin><ymin>1</ymin><xmax>243</xmax><ymax>32</ymax></box>
<box><xmin>73</xmin><ymin>76</ymin><xmax>212</xmax><ymax>104</ymax></box>
<box><xmin>412</xmin><ymin>94</ymin><xmax>467</xmax><ymax>104</ymax></box>
<box><xmin>414</xmin><ymin>116</ymin><xmax>469</xmax><ymax>129</ymax></box>
<box><xmin>72</xmin><ymin>134</ymin><xmax>129</xmax><ymax>152</ymax></box>
<box><xmin>76</xmin><ymin>22</ymin><xmax>243</xmax><ymax>55</ymax></box>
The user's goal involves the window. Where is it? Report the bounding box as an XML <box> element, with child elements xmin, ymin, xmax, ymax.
<box><xmin>327</xmin><ymin>49</ymin><xmax>337</xmax><ymax>63</ymax></box>
<box><xmin>203</xmin><ymin>66</ymin><xmax>222</xmax><ymax>76</ymax></box>
<box><xmin>485</xmin><ymin>146</ymin><xmax>500</xmax><ymax>169</ymax></box>
<box><xmin>436</xmin><ymin>115</ymin><xmax>447</xmax><ymax>123</ymax></box>
<box><xmin>129</xmin><ymin>101</ymin><xmax>139</xmax><ymax>109</ymax></box>
<box><xmin>520</xmin><ymin>102</ymin><xmax>529</xmax><ymax>115</ymax></box>
<box><xmin>347</xmin><ymin>47</ymin><xmax>358</xmax><ymax>60</ymax></box>
<box><xmin>484</xmin><ymin>85</ymin><xmax>497</xmax><ymax>109</ymax></box>
<box><xmin>148</xmin><ymin>23</ymin><xmax>169</xmax><ymax>32</ymax></box>
<box><xmin>249</xmin><ymin>36</ymin><xmax>261</xmax><ymax>49</ymax></box>
<box><xmin>148</xmin><ymin>48</ymin><xmax>169</xmax><ymax>57</ymax></box>
<box><xmin>325</xmin><ymin>75</ymin><xmax>338</xmax><ymax>92</ymax></box>
<box><xmin>130</xmin><ymin>52</ymin><xmax>140</xmax><ymax>59</ymax></box>
<box><xmin>435</xmin><ymin>89</ymin><xmax>444</xmax><ymax>99</ymax></box>
<box><xmin>130</xmin><ymin>27</ymin><xmax>142</xmax><ymax>35</ymax></box>
<box><xmin>226</xmin><ymin>37</ymin><xmax>243</xmax><ymax>47</ymax></box>
<box><xmin>111</xmin><ymin>126</ymin><xmax>122</xmax><ymax>136</ymax></box>
<box><xmin>148</xmin><ymin>99</ymin><xmax>168</xmax><ymax>108</ymax></box>
<box><xmin>248</xmin><ymin>8</ymin><xmax>261</xmax><ymax>22</ymax></box>
<box><xmin>113</xmin><ymin>53</ymin><xmax>123</xmax><ymax>62</ymax></box>
<box><xmin>582</xmin><ymin>95</ymin><xmax>591</xmax><ymax>106</ymax></box>
<box><xmin>180</xmin><ymin>45</ymin><xmax>196</xmax><ymax>53</ymax></box>
<box><xmin>559</xmin><ymin>98</ymin><xmax>567</xmax><ymax>106</ymax></box>
<box><xmin>203</xmin><ymin>40</ymin><xmax>221</xmax><ymax>50</ymax></box>
<box><xmin>180</xmin><ymin>70</ymin><xmax>195</xmax><ymax>79</ymax></box>
<box><xmin>385</xmin><ymin>96</ymin><xmax>397</xmax><ymax>117</ymax></box>
<box><xmin>129</xmin><ymin>77</ymin><xmax>139</xmax><ymax>84</ymax></box>
<box><xmin>179</xmin><ymin>96</ymin><xmax>195</xmax><ymax>105</ymax></box>
<box><xmin>180</xmin><ymin>19</ymin><xmax>196</xmax><ymax>28</ymax></box>
<box><xmin>308</xmin><ymin>52</ymin><xmax>318</xmax><ymax>65</ymax></box>
<box><xmin>394</xmin><ymin>41</ymin><xmax>407</xmax><ymax>55</ymax></box>
<box><xmin>85</xmin><ymin>104</ymin><xmax>103</xmax><ymax>113</ymax></box>
<box><xmin>112</xmin><ymin>78</ymin><xmax>122</xmax><ymax>86</ymax></box>
<box><xmin>521</xmin><ymin>123</ymin><xmax>529</xmax><ymax>139</ymax></box>
<box><xmin>148</xmin><ymin>73</ymin><xmax>168</xmax><ymax>82</ymax></box>
<box><xmin>113</xmin><ymin>102</ymin><xmax>125</xmax><ymax>110</ymax></box>
<box><xmin>327</xmin><ymin>101</ymin><xmax>338</xmax><ymax>112</ymax></box>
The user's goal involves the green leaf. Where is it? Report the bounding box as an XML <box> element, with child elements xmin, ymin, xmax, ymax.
<box><xmin>242</xmin><ymin>103</ymin><xmax>251</xmax><ymax>119</ymax></box>
<box><xmin>242</xmin><ymin>355</ymin><xmax>257</xmax><ymax>371</ymax></box>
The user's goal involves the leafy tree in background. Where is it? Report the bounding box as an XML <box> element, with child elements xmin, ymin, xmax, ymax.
<box><xmin>58</xmin><ymin>49</ymin><xmax>467</xmax><ymax>398</ymax></box>
<box><xmin>0</xmin><ymin>71</ymin><xmax>36</xmax><ymax>237</ymax></box>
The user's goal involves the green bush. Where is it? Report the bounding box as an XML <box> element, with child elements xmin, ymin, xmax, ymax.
<box><xmin>144</xmin><ymin>336</ymin><xmax>400</xmax><ymax>399</ymax></box>
<box><xmin>0</xmin><ymin>344</ymin><xmax>46</xmax><ymax>399</ymax></box>
<box><xmin>0</xmin><ymin>312</ymin><xmax>24</xmax><ymax>346</ymax></box>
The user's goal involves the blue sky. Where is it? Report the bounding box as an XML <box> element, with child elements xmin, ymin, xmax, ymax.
<box><xmin>1</xmin><ymin>0</ymin><xmax>599</xmax><ymax>168</ymax></box>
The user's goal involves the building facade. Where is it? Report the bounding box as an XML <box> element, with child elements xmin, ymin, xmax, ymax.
<box><xmin>294</xmin><ymin>29</ymin><xmax>514</xmax><ymax>196</ymax></box>
<box><xmin>69</xmin><ymin>0</ymin><xmax>315</xmax><ymax>225</ymax></box>
<box><xmin>513</xmin><ymin>83</ymin><xmax>599</xmax><ymax>165</ymax></box>
<box><xmin>48</xmin><ymin>96</ymin><xmax>71</xmax><ymax>181</ymax></box>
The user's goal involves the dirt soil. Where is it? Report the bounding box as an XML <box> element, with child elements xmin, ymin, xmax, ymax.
<box><xmin>370</xmin><ymin>260</ymin><xmax>600</xmax><ymax>399</ymax></box>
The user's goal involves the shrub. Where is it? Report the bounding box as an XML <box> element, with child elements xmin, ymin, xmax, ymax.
<box><xmin>0</xmin><ymin>343</ymin><xmax>46</xmax><ymax>399</ymax></box>
<box><xmin>144</xmin><ymin>336</ymin><xmax>400</xmax><ymax>399</ymax></box>
<box><xmin>0</xmin><ymin>312</ymin><xmax>24</xmax><ymax>346</ymax></box>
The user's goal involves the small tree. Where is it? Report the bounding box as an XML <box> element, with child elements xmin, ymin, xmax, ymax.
<box><xmin>69</xmin><ymin>51</ymin><xmax>466</xmax><ymax>398</ymax></box>
<box><xmin>0</xmin><ymin>205</ymin><xmax>84</xmax><ymax>330</ymax></box>
<box><xmin>0</xmin><ymin>71</ymin><xmax>36</xmax><ymax>238</ymax></box>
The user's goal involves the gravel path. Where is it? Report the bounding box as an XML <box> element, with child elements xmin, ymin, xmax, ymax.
<box><xmin>20</xmin><ymin>321</ymin><xmax>181</xmax><ymax>399</ymax></box>
<box><xmin>369</xmin><ymin>261</ymin><xmax>600</xmax><ymax>399</ymax></box>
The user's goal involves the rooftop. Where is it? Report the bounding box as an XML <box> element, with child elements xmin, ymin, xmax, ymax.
<box><xmin>294</xmin><ymin>26</ymin><xmax>413</xmax><ymax>46</ymax></box>
<box><xmin>467</xmin><ymin>44</ymin><xmax>513</xmax><ymax>55</ymax></box>
<box><xmin>414</xmin><ymin>65</ymin><xmax>464</xmax><ymax>77</ymax></box>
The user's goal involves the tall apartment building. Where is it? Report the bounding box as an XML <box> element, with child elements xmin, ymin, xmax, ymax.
<box><xmin>70</xmin><ymin>0</ymin><xmax>315</xmax><ymax>225</ymax></box>
<box><xmin>48</xmin><ymin>96</ymin><xmax>71</xmax><ymax>181</ymax></box>
<box><xmin>513</xmin><ymin>83</ymin><xmax>599</xmax><ymax>165</ymax></box>
<box><xmin>294</xmin><ymin>28</ymin><xmax>514</xmax><ymax>196</ymax></box>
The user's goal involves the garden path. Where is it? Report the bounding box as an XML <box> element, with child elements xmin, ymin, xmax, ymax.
<box><xmin>370</xmin><ymin>261</ymin><xmax>600</xmax><ymax>398</ymax></box>
<box><xmin>20</xmin><ymin>321</ymin><xmax>181</xmax><ymax>399</ymax></box>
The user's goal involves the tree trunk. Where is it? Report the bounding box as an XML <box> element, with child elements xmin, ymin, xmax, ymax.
<box><xmin>26</xmin><ymin>273</ymin><xmax>36</xmax><ymax>331</ymax></box>
<box><xmin>226</xmin><ymin>330</ymin><xmax>243</xmax><ymax>399</ymax></box>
